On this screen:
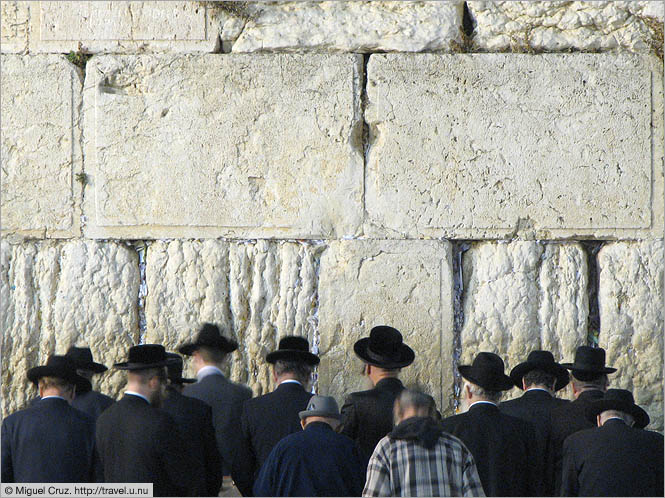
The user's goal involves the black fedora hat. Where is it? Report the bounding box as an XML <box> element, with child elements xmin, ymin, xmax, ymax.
<box><xmin>165</xmin><ymin>353</ymin><xmax>196</xmax><ymax>384</ymax></box>
<box><xmin>65</xmin><ymin>346</ymin><xmax>108</xmax><ymax>374</ymax></box>
<box><xmin>178</xmin><ymin>323</ymin><xmax>238</xmax><ymax>356</ymax></box>
<box><xmin>586</xmin><ymin>389</ymin><xmax>650</xmax><ymax>429</ymax></box>
<box><xmin>114</xmin><ymin>344</ymin><xmax>175</xmax><ymax>370</ymax></box>
<box><xmin>266</xmin><ymin>336</ymin><xmax>320</xmax><ymax>366</ymax></box>
<box><xmin>27</xmin><ymin>355</ymin><xmax>91</xmax><ymax>393</ymax></box>
<box><xmin>353</xmin><ymin>326</ymin><xmax>415</xmax><ymax>369</ymax></box>
<box><xmin>561</xmin><ymin>346</ymin><xmax>616</xmax><ymax>380</ymax></box>
<box><xmin>458</xmin><ymin>352</ymin><xmax>514</xmax><ymax>391</ymax></box>
<box><xmin>510</xmin><ymin>350</ymin><xmax>570</xmax><ymax>391</ymax></box>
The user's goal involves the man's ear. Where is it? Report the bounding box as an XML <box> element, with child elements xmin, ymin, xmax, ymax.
<box><xmin>596</xmin><ymin>415</ymin><xmax>602</xmax><ymax>427</ymax></box>
<box><xmin>522</xmin><ymin>378</ymin><xmax>528</xmax><ymax>390</ymax></box>
<box><xmin>300</xmin><ymin>419</ymin><xmax>306</xmax><ymax>430</ymax></box>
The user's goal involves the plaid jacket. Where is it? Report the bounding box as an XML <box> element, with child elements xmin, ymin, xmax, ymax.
<box><xmin>363</xmin><ymin>426</ymin><xmax>486</xmax><ymax>497</ymax></box>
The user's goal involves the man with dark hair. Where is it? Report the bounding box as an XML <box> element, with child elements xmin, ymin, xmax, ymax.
<box><xmin>232</xmin><ymin>336</ymin><xmax>319</xmax><ymax>497</ymax></box>
<box><xmin>440</xmin><ymin>352</ymin><xmax>540</xmax><ymax>496</ymax></box>
<box><xmin>2</xmin><ymin>355</ymin><xmax>99</xmax><ymax>482</ymax></box>
<box><xmin>65</xmin><ymin>346</ymin><xmax>115</xmax><ymax>420</ymax></box>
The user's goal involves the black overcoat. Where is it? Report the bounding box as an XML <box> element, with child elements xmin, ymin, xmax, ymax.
<box><xmin>72</xmin><ymin>389</ymin><xmax>115</xmax><ymax>421</ymax></box>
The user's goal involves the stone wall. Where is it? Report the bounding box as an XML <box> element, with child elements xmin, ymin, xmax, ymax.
<box><xmin>1</xmin><ymin>1</ymin><xmax>663</xmax><ymax>430</ymax></box>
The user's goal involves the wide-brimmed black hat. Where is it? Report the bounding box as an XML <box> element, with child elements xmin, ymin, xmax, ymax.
<box><xmin>65</xmin><ymin>346</ymin><xmax>108</xmax><ymax>373</ymax></box>
<box><xmin>561</xmin><ymin>346</ymin><xmax>616</xmax><ymax>380</ymax></box>
<box><xmin>27</xmin><ymin>355</ymin><xmax>91</xmax><ymax>392</ymax></box>
<box><xmin>586</xmin><ymin>389</ymin><xmax>650</xmax><ymax>429</ymax></box>
<box><xmin>114</xmin><ymin>344</ymin><xmax>175</xmax><ymax>370</ymax></box>
<box><xmin>165</xmin><ymin>353</ymin><xmax>196</xmax><ymax>384</ymax></box>
<box><xmin>266</xmin><ymin>336</ymin><xmax>320</xmax><ymax>365</ymax></box>
<box><xmin>178</xmin><ymin>323</ymin><xmax>239</xmax><ymax>356</ymax></box>
<box><xmin>458</xmin><ymin>352</ymin><xmax>514</xmax><ymax>391</ymax></box>
<box><xmin>510</xmin><ymin>350</ymin><xmax>570</xmax><ymax>391</ymax></box>
<box><xmin>353</xmin><ymin>326</ymin><xmax>415</xmax><ymax>369</ymax></box>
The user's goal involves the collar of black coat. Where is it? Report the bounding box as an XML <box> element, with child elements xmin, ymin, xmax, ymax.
<box><xmin>602</xmin><ymin>417</ymin><xmax>628</xmax><ymax>428</ymax></box>
<box><xmin>304</xmin><ymin>420</ymin><xmax>334</xmax><ymax>432</ymax></box>
<box><xmin>523</xmin><ymin>388</ymin><xmax>553</xmax><ymax>399</ymax></box>
<box><xmin>375</xmin><ymin>377</ymin><xmax>404</xmax><ymax>392</ymax></box>
<box><xmin>576</xmin><ymin>389</ymin><xmax>605</xmax><ymax>403</ymax></box>
<box><xmin>275</xmin><ymin>381</ymin><xmax>306</xmax><ymax>393</ymax></box>
<box><xmin>468</xmin><ymin>401</ymin><xmax>500</xmax><ymax>413</ymax></box>
<box><xmin>390</xmin><ymin>416</ymin><xmax>442</xmax><ymax>450</ymax></box>
<box><xmin>38</xmin><ymin>396</ymin><xmax>69</xmax><ymax>406</ymax></box>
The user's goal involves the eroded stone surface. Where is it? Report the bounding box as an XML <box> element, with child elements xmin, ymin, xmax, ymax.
<box><xmin>599</xmin><ymin>240</ymin><xmax>664</xmax><ymax>431</ymax></box>
<box><xmin>1</xmin><ymin>55</ymin><xmax>82</xmax><ymax>237</ymax></box>
<box><xmin>365</xmin><ymin>53</ymin><xmax>662</xmax><ymax>240</ymax></box>
<box><xmin>144</xmin><ymin>239</ymin><xmax>323</xmax><ymax>396</ymax></box>
<box><xmin>318</xmin><ymin>240</ymin><xmax>454</xmax><ymax>414</ymax></box>
<box><xmin>461</xmin><ymin>242</ymin><xmax>587</xmax><ymax>400</ymax></box>
<box><xmin>1</xmin><ymin>240</ymin><xmax>139</xmax><ymax>417</ymax></box>
<box><xmin>82</xmin><ymin>54</ymin><xmax>363</xmax><ymax>239</ymax></box>
<box><xmin>468</xmin><ymin>1</ymin><xmax>665</xmax><ymax>53</ymax></box>
<box><xmin>1</xmin><ymin>1</ymin><xmax>30</xmax><ymax>53</ymax></box>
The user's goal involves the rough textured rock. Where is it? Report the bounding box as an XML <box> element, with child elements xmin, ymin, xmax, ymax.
<box><xmin>1</xmin><ymin>1</ymin><xmax>30</xmax><ymax>53</ymax></box>
<box><xmin>29</xmin><ymin>1</ymin><xmax>218</xmax><ymax>53</ymax></box>
<box><xmin>221</xmin><ymin>1</ymin><xmax>462</xmax><ymax>53</ymax></box>
<box><xmin>82</xmin><ymin>54</ymin><xmax>363</xmax><ymax>239</ymax></box>
<box><xmin>318</xmin><ymin>240</ymin><xmax>455</xmax><ymax>414</ymax></box>
<box><xmin>468</xmin><ymin>1</ymin><xmax>664</xmax><ymax>53</ymax></box>
<box><xmin>365</xmin><ymin>53</ymin><xmax>663</xmax><ymax>240</ymax></box>
<box><xmin>461</xmin><ymin>242</ymin><xmax>588</xmax><ymax>400</ymax></box>
<box><xmin>1</xmin><ymin>240</ymin><xmax>139</xmax><ymax>417</ymax></box>
<box><xmin>144</xmin><ymin>239</ymin><xmax>323</xmax><ymax>396</ymax></box>
<box><xmin>1</xmin><ymin>55</ymin><xmax>83</xmax><ymax>238</ymax></box>
<box><xmin>599</xmin><ymin>240</ymin><xmax>664</xmax><ymax>431</ymax></box>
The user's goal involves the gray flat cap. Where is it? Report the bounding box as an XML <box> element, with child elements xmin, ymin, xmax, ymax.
<box><xmin>299</xmin><ymin>395</ymin><xmax>341</xmax><ymax>420</ymax></box>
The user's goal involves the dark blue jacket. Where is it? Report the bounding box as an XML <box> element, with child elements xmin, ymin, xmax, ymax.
<box><xmin>253</xmin><ymin>422</ymin><xmax>365</xmax><ymax>497</ymax></box>
<box><xmin>72</xmin><ymin>389</ymin><xmax>115</xmax><ymax>421</ymax></box>
<box><xmin>1</xmin><ymin>397</ymin><xmax>99</xmax><ymax>482</ymax></box>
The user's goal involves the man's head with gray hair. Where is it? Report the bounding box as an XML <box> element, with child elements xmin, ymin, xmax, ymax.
<box><xmin>394</xmin><ymin>389</ymin><xmax>437</xmax><ymax>425</ymax></box>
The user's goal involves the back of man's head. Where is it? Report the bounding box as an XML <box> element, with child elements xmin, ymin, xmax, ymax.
<box><xmin>464</xmin><ymin>381</ymin><xmax>502</xmax><ymax>404</ymax></box>
<box><xmin>394</xmin><ymin>389</ymin><xmax>437</xmax><ymax>425</ymax></box>
<box><xmin>195</xmin><ymin>346</ymin><xmax>227</xmax><ymax>365</ymax></box>
<box><xmin>274</xmin><ymin>359</ymin><xmax>313</xmax><ymax>387</ymax></box>
<box><xmin>598</xmin><ymin>409</ymin><xmax>635</xmax><ymax>427</ymax></box>
<box><xmin>523</xmin><ymin>369</ymin><xmax>556</xmax><ymax>391</ymax></box>
<box><xmin>571</xmin><ymin>372</ymin><xmax>608</xmax><ymax>396</ymax></box>
<box><xmin>38</xmin><ymin>376</ymin><xmax>75</xmax><ymax>400</ymax></box>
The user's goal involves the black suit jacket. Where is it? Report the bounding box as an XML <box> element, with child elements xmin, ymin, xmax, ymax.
<box><xmin>440</xmin><ymin>402</ymin><xmax>541</xmax><ymax>496</ymax></box>
<box><xmin>72</xmin><ymin>389</ymin><xmax>115</xmax><ymax>421</ymax></box>
<box><xmin>338</xmin><ymin>377</ymin><xmax>405</xmax><ymax>462</ymax></box>
<box><xmin>162</xmin><ymin>386</ymin><xmax>223</xmax><ymax>496</ymax></box>
<box><xmin>232</xmin><ymin>382</ymin><xmax>313</xmax><ymax>496</ymax></box>
<box><xmin>560</xmin><ymin>419</ymin><xmax>664</xmax><ymax>496</ymax></box>
<box><xmin>96</xmin><ymin>394</ymin><xmax>194</xmax><ymax>497</ymax></box>
<box><xmin>1</xmin><ymin>397</ymin><xmax>99</xmax><ymax>483</ymax></box>
<box><xmin>500</xmin><ymin>389</ymin><xmax>570</xmax><ymax>496</ymax></box>
<box><xmin>183</xmin><ymin>371</ymin><xmax>252</xmax><ymax>475</ymax></box>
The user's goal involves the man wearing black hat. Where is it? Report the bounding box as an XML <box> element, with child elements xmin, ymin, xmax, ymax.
<box><xmin>232</xmin><ymin>335</ymin><xmax>319</xmax><ymax>497</ymax></box>
<box><xmin>499</xmin><ymin>350</ymin><xmax>570</xmax><ymax>496</ymax></box>
<box><xmin>549</xmin><ymin>345</ymin><xmax>616</xmax><ymax>493</ymax></box>
<box><xmin>440</xmin><ymin>352</ymin><xmax>540</xmax><ymax>496</ymax></box>
<box><xmin>1</xmin><ymin>355</ymin><xmax>99</xmax><ymax>482</ymax></box>
<box><xmin>161</xmin><ymin>353</ymin><xmax>223</xmax><ymax>496</ymax></box>
<box><xmin>560</xmin><ymin>389</ymin><xmax>664</xmax><ymax>496</ymax></box>
<box><xmin>179</xmin><ymin>323</ymin><xmax>252</xmax><ymax>484</ymax></box>
<box><xmin>96</xmin><ymin>344</ymin><xmax>195</xmax><ymax>496</ymax></box>
<box><xmin>65</xmin><ymin>346</ymin><xmax>115</xmax><ymax>420</ymax></box>
<box><xmin>338</xmin><ymin>325</ymin><xmax>414</xmax><ymax>463</ymax></box>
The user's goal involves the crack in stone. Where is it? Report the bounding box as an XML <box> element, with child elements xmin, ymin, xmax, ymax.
<box><xmin>451</xmin><ymin>240</ymin><xmax>472</xmax><ymax>411</ymax></box>
<box><xmin>129</xmin><ymin>241</ymin><xmax>149</xmax><ymax>345</ymax></box>
<box><xmin>581</xmin><ymin>241</ymin><xmax>605</xmax><ymax>347</ymax></box>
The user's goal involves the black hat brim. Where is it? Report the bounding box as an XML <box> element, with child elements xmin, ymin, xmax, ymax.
<box><xmin>266</xmin><ymin>349</ymin><xmax>320</xmax><ymax>366</ymax></box>
<box><xmin>169</xmin><ymin>377</ymin><xmax>197</xmax><ymax>385</ymax></box>
<box><xmin>76</xmin><ymin>361</ymin><xmax>108</xmax><ymax>374</ymax></box>
<box><xmin>561</xmin><ymin>363</ymin><xmax>617</xmax><ymax>375</ymax></box>
<box><xmin>27</xmin><ymin>365</ymin><xmax>91</xmax><ymax>393</ymax></box>
<box><xmin>458</xmin><ymin>365</ymin><xmax>514</xmax><ymax>391</ymax></box>
<box><xmin>114</xmin><ymin>359</ymin><xmax>173</xmax><ymax>370</ymax></box>
<box><xmin>586</xmin><ymin>399</ymin><xmax>650</xmax><ymax>429</ymax></box>
<box><xmin>353</xmin><ymin>337</ymin><xmax>415</xmax><ymax>369</ymax></box>
<box><xmin>178</xmin><ymin>339</ymin><xmax>238</xmax><ymax>356</ymax></box>
<box><xmin>510</xmin><ymin>361</ymin><xmax>570</xmax><ymax>391</ymax></box>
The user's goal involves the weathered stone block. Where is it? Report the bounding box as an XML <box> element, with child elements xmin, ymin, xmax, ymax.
<box><xmin>82</xmin><ymin>54</ymin><xmax>363</xmax><ymax>239</ymax></box>
<box><xmin>461</xmin><ymin>242</ymin><xmax>587</xmax><ymax>400</ymax></box>
<box><xmin>468</xmin><ymin>1</ymin><xmax>664</xmax><ymax>53</ymax></box>
<box><xmin>144</xmin><ymin>239</ymin><xmax>323</xmax><ymax>396</ymax></box>
<box><xmin>318</xmin><ymin>240</ymin><xmax>455</xmax><ymax>414</ymax></box>
<box><xmin>599</xmin><ymin>240</ymin><xmax>664</xmax><ymax>431</ymax></box>
<box><xmin>1</xmin><ymin>240</ymin><xmax>139</xmax><ymax>417</ymax></box>
<box><xmin>365</xmin><ymin>53</ymin><xmax>663</xmax><ymax>240</ymax></box>
<box><xmin>225</xmin><ymin>1</ymin><xmax>462</xmax><ymax>53</ymax></box>
<box><xmin>1</xmin><ymin>55</ymin><xmax>82</xmax><ymax>238</ymax></box>
<box><xmin>1</xmin><ymin>1</ymin><xmax>30</xmax><ymax>53</ymax></box>
<box><xmin>29</xmin><ymin>1</ymin><xmax>218</xmax><ymax>53</ymax></box>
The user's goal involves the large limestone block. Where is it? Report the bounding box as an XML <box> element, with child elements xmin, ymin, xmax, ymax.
<box><xmin>468</xmin><ymin>1</ymin><xmax>664</xmax><ymax>52</ymax></box>
<box><xmin>318</xmin><ymin>240</ymin><xmax>455</xmax><ymax>414</ymax></box>
<box><xmin>82</xmin><ymin>54</ymin><xmax>363</xmax><ymax>239</ymax></box>
<box><xmin>144</xmin><ymin>239</ymin><xmax>323</xmax><ymax>396</ymax></box>
<box><xmin>365</xmin><ymin>53</ymin><xmax>664</xmax><ymax>240</ymax></box>
<box><xmin>461</xmin><ymin>242</ymin><xmax>587</xmax><ymax>400</ymax></box>
<box><xmin>29</xmin><ymin>1</ymin><xmax>218</xmax><ymax>53</ymax></box>
<box><xmin>599</xmin><ymin>240</ymin><xmax>664</xmax><ymax>431</ymax></box>
<box><xmin>1</xmin><ymin>240</ymin><xmax>139</xmax><ymax>417</ymax></box>
<box><xmin>1</xmin><ymin>55</ymin><xmax>83</xmax><ymax>238</ymax></box>
<box><xmin>1</xmin><ymin>1</ymin><xmax>30</xmax><ymax>53</ymax></box>
<box><xmin>225</xmin><ymin>1</ymin><xmax>462</xmax><ymax>53</ymax></box>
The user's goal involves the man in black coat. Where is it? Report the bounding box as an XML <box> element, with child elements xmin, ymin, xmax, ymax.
<box><xmin>162</xmin><ymin>352</ymin><xmax>223</xmax><ymax>496</ymax></box>
<box><xmin>560</xmin><ymin>389</ymin><xmax>664</xmax><ymax>496</ymax></box>
<box><xmin>499</xmin><ymin>350</ymin><xmax>570</xmax><ymax>496</ymax></box>
<box><xmin>65</xmin><ymin>346</ymin><xmax>115</xmax><ymax>420</ymax></box>
<box><xmin>96</xmin><ymin>345</ymin><xmax>194</xmax><ymax>497</ymax></box>
<box><xmin>2</xmin><ymin>355</ymin><xmax>99</xmax><ymax>483</ymax></box>
<box><xmin>338</xmin><ymin>326</ymin><xmax>414</xmax><ymax>462</ymax></box>
<box><xmin>232</xmin><ymin>336</ymin><xmax>319</xmax><ymax>497</ymax></box>
<box><xmin>440</xmin><ymin>352</ymin><xmax>540</xmax><ymax>496</ymax></box>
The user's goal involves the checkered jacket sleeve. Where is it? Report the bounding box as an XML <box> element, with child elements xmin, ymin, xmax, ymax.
<box><xmin>363</xmin><ymin>437</ymin><xmax>393</xmax><ymax>496</ymax></box>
